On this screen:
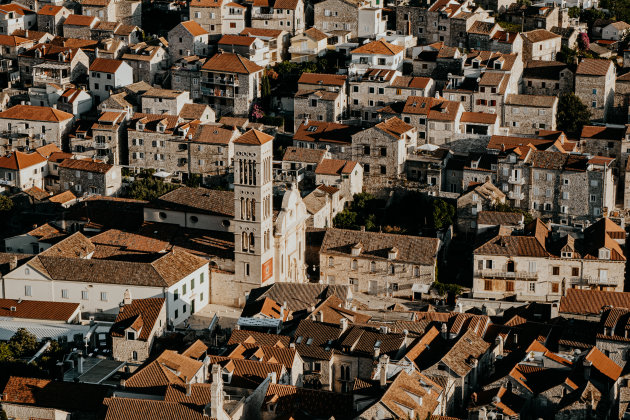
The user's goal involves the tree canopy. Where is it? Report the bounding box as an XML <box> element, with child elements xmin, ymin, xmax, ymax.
<box><xmin>0</xmin><ymin>195</ymin><xmax>13</xmax><ymax>212</ymax></box>
<box><xmin>556</xmin><ymin>92</ymin><xmax>591</xmax><ymax>135</ymax></box>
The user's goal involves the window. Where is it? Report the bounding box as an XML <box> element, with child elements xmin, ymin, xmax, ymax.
<box><xmin>25</xmin><ymin>285</ymin><xmax>31</xmax><ymax>296</ymax></box>
<box><xmin>371</xmin><ymin>261</ymin><xmax>377</xmax><ymax>272</ymax></box>
<box><xmin>484</xmin><ymin>280</ymin><xmax>492</xmax><ymax>291</ymax></box>
<box><xmin>82</xmin><ymin>291</ymin><xmax>88</xmax><ymax>300</ymax></box>
<box><xmin>363</xmin><ymin>145</ymin><xmax>370</xmax><ymax>155</ymax></box>
<box><xmin>101</xmin><ymin>292</ymin><xmax>107</xmax><ymax>301</ymax></box>
<box><xmin>132</xmin><ymin>351</ymin><xmax>138</xmax><ymax>360</ymax></box>
<box><xmin>328</xmin><ymin>256</ymin><xmax>334</xmax><ymax>267</ymax></box>
<box><xmin>174</xmin><ymin>289</ymin><xmax>179</xmax><ymax>300</ymax></box>
<box><xmin>552</xmin><ymin>283</ymin><xmax>559</xmax><ymax>293</ymax></box>
<box><xmin>528</xmin><ymin>282</ymin><xmax>536</xmax><ymax>293</ymax></box>
<box><xmin>599</xmin><ymin>269</ymin><xmax>608</xmax><ymax>281</ymax></box>
<box><xmin>506</xmin><ymin>281</ymin><xmax>514</xmax><ymax>292</ymax></box>
<box><xmin>175</xmin><ymin>309</ymin><xmax>179</xmax><ymax>318</ymax></box>
<box><xmin>191</xmin><ymin>278</ymin><xmax>195</xmax><ymax>290</ymax></box>
<box><xmin>389</xmin><ymin>265</ymin><xmax>395</xmax><ymax>274</ymax></box>
<box><xmin>127</xmin><ymin>331</ymin><xmax>135</xmax><ymax>340</ymax></box>
<box><xmin>351</xmin><ymin>259</ymin><xmax>358</xmax><ymax>270</ymax></box>
<box><xmin>61</xmin><ymin>289</ymin><xmax>68</xmax><ymax>299</ymax></box>
<box><xmin>552</xmin><ymin>266</ymin><xmax>560</xmax><ymax>276</ymax></box>
<box><xmin>380</xmin><ymin>165</ymin><xmax>386</xmax><ymax>175</ymax></box>
<box><xmin>200</xmin><ymin>273</ymin><xmax>205</xmax><ymax>284</ymax></box>
<box><xmin>183</xmin><ymin>284</ymin><xmax>187</xmax><ymax>294</ymax></box>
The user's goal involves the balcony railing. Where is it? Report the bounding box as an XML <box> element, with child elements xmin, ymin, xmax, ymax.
<box><xmin>94</xmin><ymin>143</ymin><xmax>108</xmax><ymax>149</ymax></box>
<box><xmin>202</xmin><ymin>76</ymin><xmax>239</xmax><ymax>86</ymax></box>
<box><xmin>568</xmin><ymin>275</ymin><xmax>616</xmax><ymax>286</ymax></box>
<box><xmin>508</xmin><ymin>191</ymin><xmax>524</xmax><ymax>200</ymax></box>
<box><xmin>475</xmin><ymin>270</ymin><xmax>538</xmax><ymax>280</ymax></box>
<box><xmin>289</xmin><ymin>46</ymin><xmax>319</xmax><ymax>55</ymax></box>
<box><xmin>508</xmin><ymin>177</ymin><xmax>525</xmax><ymax>185</ymax></box>
<box><xmin>252</xmin><ymin>13</ymin><xmax>274</xmax><ymax>19</ymax></box>
<box><xmin>0</xmin><ymin>179</ymin><xmax>15</xmax><ymax>186</ymax></box>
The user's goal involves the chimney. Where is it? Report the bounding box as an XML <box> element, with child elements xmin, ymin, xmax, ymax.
<box><xmin>94</xmin><ymin>47</ymin><xmax>99</xmax><ymax>58</ymax></box>
<box><xmin>268</xmin><ymin>371</ymin><xmax>277</xmax><ymax>384</ymax></box>
<box><xmin>378</xmin><ymin>354</ymin><xmax>389</xmax><ymax>388</ymax></box>
<box><xmin>340</xmin><ymin>318</ymin><xmax>348</xmax><ymax>333</ymax></box>
<box><xmin>9</xmin><ymin>255</ymin><xmax>18</xmax><ymax>271</ymax></box>
<box><xmin>318</xmin><ymin>311</ymin><xmax>324</xmax><ymax>322</ymax></box>
<box><xmin>360</xmin><ymin>226</ymin><xmax>366</xmax><ymax>232</ymax></box>
<box><xmin>441</xmin><ymin>322</ymin><xmax>448</xmax><ymax>340</ymax></box>
<box><xmin>185</xmin><ymin>377</ymin><xmax>192</xmax><ymax>396</ymax></box>
<box><xmin>583</xmin><ymin>359</ymin><xmax>592</xmax><ymax>381</ymax></box>
<box><xmin>210</xmin><ymin>365</ymin><xmax>224</xmax><ymax>420</ymax></box>
<box><xmin>123</xmin><ymin>289</ymin><xmax>132</xmax><ymax>305</ymax></box>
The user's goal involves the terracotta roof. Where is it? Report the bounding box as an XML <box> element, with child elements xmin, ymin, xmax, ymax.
<box><xmin>228</xmin><ymin>329</ymin><xmax>291</xmax><ymax>347</ymax></box>
<box><xmin>477</xmin><ymin>211</ymin><xmax>523</xmax><ymax>226</ymax></box>
<box><xmin>294</xmin><ymin>120</ymin><xmax>358</xmax><ymax>144</ymax></box>
<box><xmin>522</xmin><ymin>29</ymin><xmax>561</xmax><ymax>43</ymax></box>
<box><xmin>179</xmin><ymin>103</ymin><xmax>211</xmax><ymax>120</ymax></box>
<box><xmin>238</xmin><ymin>28</ymin><xmax>281</xmax><ymax>39</ymax></box>
<box><xmin>2</xmin><ymin>376</ymin><xmax>111</xmax><ymax>413</ymax></box>
<box><xmin>460</xmin><ymin>111</ymin><xmax>497</xmax><ymax>124</ymax></box>
<box><xmin>111</xmin><ymin>297</ymin><xmax>165</xmax><ymax>341</ymax></box>
<box><xmin>182</xmin><ymin>340</ymin><xmax>208</xmax><ymax>360</ymax></box>
<box><xmin>298</xmin><ymin>72</ymin><xmax>347</xmax><ymax>87</ymax></box>
<box><xmin>439</xmin><ymin>330</ymin><xmax>490</xmax><ymax>376</ymax></box>
<box><xmin>201</xmin><ymin>52</ymin><xmax>263</xmax><ymax>74</ymax></box>
<box><xmin>303</xmin><ymin>27</ymin><xmax>328</xmax><ymax>41</ymax></box>
<box><xmin>180</xmin><ymin>20</ymin><xmax>208</xmax><ymax>37</ymax></box>
<box><xmin>58</xmin><ymin>158</ymin><xmax>113</xmax><ymax>173</ymax></box>
<box><xmin>576</xmin><ymin>58</ymin><xmax>613</xmax><ymax>76</ymax></box>
<box><xmin>560</xmin><ymin>288</ymin><xmax>630</xmax><ymax>315</ymax></box>
<box><xmin>468</xmin><ymin>20</ymin><xmax>498</xmax><ymax>35</ymax></box>
<box><xmin>0</xmin><ymin>34</ymin><xmax>31</xmax><ymax>46</ymax></box>
<box><xmin>24</xmin><ymin>186</ymin><xmax>51</xmax><ymax>201</ymax></box>
<box><xmin>608</xmin><ymin>20</ymin><xmax>630</xmax><ymax>30</ymax></box>
<box><xmin>0</xmin><ymin>151</ymin><xmax>46</xmax><ymax>170</ymax></box>
<box><xmin>126</xmin><ymin>349</ymin><xmax>203</xmax><ymax>392</ymax></box>
<box><xmin>314</xmin><ymin>158</ymin><xmax>358</xmax><ymax>175</ymax></box>
<box><xmin>192</xmin><ymin>124</ymin><xmax>237</xmax><ymax>145</ymax></box>
<box><xmin>104</xmin><ymin>397</ymin><xmax>206</xmax><ymax>420</ymax></box>
<box><xmin>218</xmin><ymin>34</ymin><xmax>256</xmax><ymax>46</ymax></box>
<box><xmin>375</xmin><ymin>116</ymin><xmax>414</xmax><ymax>138</ymax></box>
<box><xmin>390</xmin><ymin>75</ymin><xmax>431</xmax><ymax>89</ymax></box>
<box><xmin>64</xmin><ymin>14</ymin><xmax>97</xmax><ymax>26</ymax></box>
<box><xmin>402</xmin><ymin>96</ymin><xmax>461</xmax><ymax>121</ymax></box>
<box><xmin>580</xmin><ymin>125</ymin><xmax>626</xmax><ymax>140</ymax></box>
<box><xmin>0</xmin><ymin>104</ymin><xmax>73</xmax><ymax>122</ymax></box>
<box><xmin>38</xmin><ymin>5</ymin><xmax>65</xmax><ymax>15</ymax></box>
<box><xmin>90</xmin><ymin>57</ymin><xmax>124</xmax><ymax>73</ymax></box>
<box><xmin>321</xmin><ymin>228</ymin><xmax>439</xmax><ymax>265</ymax></box>
<box><xmin>150</xmin><ymin>186</ymin><xmax>234</xmax><ymax>217</ymax></box>
<box><xmin>352</xmin><ymin>39</ymin><xmax>403</xmax><ymax>56</ymax></box>
<box><xmin>379</xmin><ymin>370</ymin><xmax>442</xmax><ymax>419</ymax></box>
<box><xmin>234</xmin><ymin>129</ymin><xmax>273</xmax><ymax>145</ymax></box>
<box><xmin>523</xmin><ymin>60</ymin><xmax>569</xmax><ymax>80</ymax></box>
<box><xmin>282</xmin><ymin>146</ymin><xmax>327</xmax><ymax>163</ymax></box>
<box><xmin>49</xmin><ymin>190</ymin><xmax>77</xmax><ymax>204</ymax></box>
<box><xmin>264</xmin><ymin>383</ymin><xmax>353</xmax><ymax>418</ymax></box>
<box><xmin>505</xmin><ymin>94</ymin><xmax>557</xmax><ymax>108</ymax></box>
<box><xmin>0</xmin><ymin>298</ymin><xmax>79</xmax><ymax>321</ymax></box>
<box><xmin>208</xmin><ymin>355</ymin><xmax>285</xmax><ymax>388</ymax></box>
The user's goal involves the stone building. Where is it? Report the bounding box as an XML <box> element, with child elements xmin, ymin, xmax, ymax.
<box><xmin>503</xmin><ymin>94</ymin><xmax>558</xmax><ymax>135</ymax></box>
<box><xmin>88</xmin><ymin>58</ymin><xmax>133</xmax><ymax>104</ymax></box>
<box><xmin>167</xmin><ymin>21</ymin><xmax>210</xmax><ymax>63</ymax></box>
<box><xmin>241</xmin><ymin>27</ymin><xmax>289</xmax><ymax>65</ymax></box>
<box><xmin>18</xmin><ymin>43</ymin><xmax>90</xmax><ymax>89</ymax></box>
<box><xmin>58</xmin><ymin>157</ymin><xmax>122</xmax><ymax>196</ymax></box>
<box><xmin>350</xmin><ymin>117</ymin><xmax>416</xmax><ymax>184</ymax></box>
<box><xmin>294</xmin><ymin>90</ymin><xmax>344</xmax><ymax>127</ymax></box>
<box><xmin>250</xmin><ymin>0</ymin><xmax>305</xmax><ymax>36</ymax></box>
<box><xmin>190</xmin><ymin>0</ymin><xmax>234</xmax><ymax>39</ymax></box>
<box><xmin>314</xmin><ymin>158</ymin><xmax>363</xmax><ymax>200</ymax></box>
<box><xmin>0</xmin><ymin>105</ymin><xmax>74</xmax><ymax>150</ymax></box>
<box><xmin>520</xmin><ymin>29</ymin><xmax>561</xmax><ymax>61</ymax></box>
<box><xmin>217</xmin><ymin>35</ymin><xmax>270</xmax><ymax>67</ymax></box>
<box><xmin>0</xmin><ymin>4</ymin><xmax>36</xmax><ymax>36</ymax></box>
<box><xmin>392</xmin><ymin>96</ymin><xmax>463</xmax><ymax>145</ymax></box>
<box><xmin>36</xmin><ymin>5</ymin><xmax>70</xmax><ymax>36</ymax></box>
<box><xmin>349</xmin><ymin>39</ymin><xmax>404</xmax><ymax>75</ymax></box>
<box><xmin>62</xmin><ymin>14</ymin><xmax>99</xmax><ymax>39</ymax></box>
<box><xmin>456</xmin><ymin>180</ymin><xmax>505</xmax><ymax>234</ymax></box>
<box><xmin>579</xmin><ymin>125</ymin><xmax>629</xmax><ymax>176</ymax></box>
<box><xmin>473</xmin><ymin>218</ymin><xmax>627</xmax><ymax>301</ymax></box>
<box><xmin>521</xmin><ymin>60</ymin><xmax>573</xmax><ymax>96</ymax></box>
<box><xmin>613</xmin><ymin>72</ymin><xmax>630</xmax><ymax>123</ymax></box>
<box><xmin>396</xmin><ymin>0</ymin><xmax>488</xmax><ymax>48</ymax></box>
<box><xmin>289</xmin><ymin>27</ymin><xmax>328</xmax><ymax>62</ymax></box>
<box><xmin>279</xmin><ymin>146</ymin><xmax>329</xmax><ymax>185</ymax></box>
<box><xmin>503</xmin><ymin>4</ymin><xmax>562</xmax><ymax>31</ymax></box>
<box><xmin>319</xmin><ymin>228</ymin><xmax>440</xmax><ymax>297</ymax></box>
<box><xmin>140</xmin><ymin>88</ymin><xmax>191</xmax><ymax>115</ymax></box>
<box><xmin>121</xmin><ymin>42</ymin><xmax>168</xmax><ymax>84</ymax></box>
<box><xmin>127</xmin><ymin>113</ymin><xmax>239</xmax><ymax>181</ymax></box>
<box><xmin>171</xmin><ymin>56</ymin><xmax>207</xmax><ymax>101</ymax></box>
<box><xmin>575</xmin><ymin>58</ymin><xmax>616</xmax><ymax>123</ymax></box>
<box><xmin>314</xmin><ymin>0</ymin><xmax>363</xmax><ymax>39</ymax></box>
<box><xmin>298</xmin><ymin>73</ymin><xmax>347</xmax><ymax>110</ymax></box>
<box><xmin>69</xmin><ymin>111</ymin><xmax>126</xmax><ymax>165</ymax></box>
<box><xmin>110</xmin><ymin>296</ymin><xmax>166</xmax><ymax>364</ymax></box>
<box><xmin>200</xmin><ymin>51</ymin><xmax>263</xmax><ymax>117</ymax></box>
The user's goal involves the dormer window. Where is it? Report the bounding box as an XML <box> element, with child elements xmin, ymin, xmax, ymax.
<box><xmin>599</xmin><ymin>248</ymin><xmax>611</xmax><ymax>260</ymax></box>
<box><xmin>157</xmin><ymin>124</ymin><xmax>165</xmax><ymax>133</ymax></box>
<box><xmin>494</xmin><ymin>61</ymin><xmax>502</xmax><ymax>70</ymax></box>
<box><xmin>137</xmin><ymin>123</ymin><xmax>145</xmax><ymax>131</ymax></box>
<box><xmin>509</xmin><ymin>155</ymin><xmax>516</xmax><ymax>163</ymax></box>
<box><xmin>351</xmin><ymin>242</ymin><xmax>362</xmax><ymax>256</ymax></box>
<box><xmin>388</xmin><ymin>247</ymin><xmax>398</xmax><ymax>260</ymax></box>
<box><xmin>58</xmin><ymin>52</ymin><xmax>65</xmax><ymax>62</ymax></box>
<box><xmin>561</xmin><ymin>251</ymin><xmax>573</xmax><ymax>258</ymax></box>
<box><xmin>126</xmin><ymin>331</ymin><xmax>136</xmax><ymax>340</ymax></box>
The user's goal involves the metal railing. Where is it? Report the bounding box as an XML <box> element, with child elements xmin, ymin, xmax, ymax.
<box><xmin>475</xmin><ymin>270</ymin><xmax>538</xmax><ymax>280</ymax></box>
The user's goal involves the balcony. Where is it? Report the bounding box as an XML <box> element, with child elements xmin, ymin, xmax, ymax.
<box><xmin>32</xmin><ymin>63</ymin><xmax>71</xmax><ymax>87</ymax></box>
<box><xmin>568</xmin><ymin>275</ymin><xmax>617</xmax><ymax>286</ymax></box>
<box><xmin>508</xmin><ymin>177</ymin><xmax>525</xmax><ymax>185</ymax></box>
<box><xmin>94</xmin><ymin>142</ymin><xmax>108</xmax><ymax>149</ymax></box>
<box><xmin>203</xmin><ymin>76</ymin><xmax>239</xmax><ymax>86</ymax></box>
<box><xmin>289</xmin><ymin>46</ymin><xmax>319</xmax><ymax>55</ymax></box>
<box><xmin>475</xmin><ymin>270</ymin><xmax>538</xmax><ymax>280</ymax></box>
<box><xmin>200</xmin><ymin>85</ymin><xmax>245</xmax><ymax>98</ymax></box>
<box><xmin>508</xmin><ymin>191</ymin><xmax>525</xmax><ymax>200</ymax></box>
<box><xmin>0</xmin><ymin>178</ymin><xmax>15</xmax><ymax>186</ymax></box>
<box><xmin>0</xmin><ymin>59</ymin><xmax>14</xmax><ymax>72</ymax></box>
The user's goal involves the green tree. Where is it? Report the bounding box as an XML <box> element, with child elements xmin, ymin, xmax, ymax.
<box><xmin>0</xmin><ymin>409</ymin><xmax>8</xmax><ymax>420</ymax></box>
<box><xmin>9</xmin><ymin>328</ymin><xmax>38</xmax><ymax>357</ymax></box>
<box><xmin>432</xmin><ymin>199</ymin><xmax>454</xmax><ymax>230</ymax></box>
<box><xmin>568</xmin><ymin>6</ymin><xmax>580</xmax><ymax>18</ymax></box>
<box><xmin>557</xmin><ymin>92</ymin><xmax>591</xmax><ymax>135</ymax></box>
<box><xmin>0</xmin><ymin>342</ymin><xmax>14</xmax><ymax>362</ymax></box>
<box><xmin>0</xmin><ymin>195</ymin><xmax>13</xmax><ymax>212</ymax></box>
<box><xmin>580</xmin><ymin>8</ymin><xmax>605</xmax><ymax>27</ymax></box>
<box><xmin>125</xmin><ymin>176</ymin><xmax>178</xmax><ymax>201</ymax></box>
<box><xmin>333</xmin><ymin>209</ymin><xmax>358</xmax><ymax>229</ymax></box>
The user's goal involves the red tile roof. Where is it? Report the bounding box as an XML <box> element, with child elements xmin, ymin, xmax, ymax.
<box><xmin>38</xmin><ymin>5</ymin><xmax>65</xmax><ymax>15</ymax></box>
<box><xmin>0</xmin><ymin>151</ymin><xmax>46</xmax><ymax>170</ymax></box>
<box><xmin>576</xmin><ymin>58</ymin><xmax>613</xmax><ymax>76</ymax></box>
<box><xmin>315</xmin><ymin>158</ymin><xmax>358</xmax><ymax>175</ymax></box>
<box><xmin>298</xmin><ymin>73</ymin><xmax>347</xmax><ymax>87</ymax></box>
<box><xmin>180</xmin><ymin>20</ymin><xmax>208</xmax><ymax>37</ymax></box>
<box><xmin>64</xmin><ymin>14</ymin><xmax>97</xmax><ymax>26</ymax></box>
<box><xmin>0</xmin><ymin>298</ymin><xmax>79</xmax><ymax>321</ymax></box>
<box><xmin>201</xmin><ymin>51</ymin><xmax>263</xmax><ymax>74</ymax></box>
<box><xmin>90</xmin><ymin>57</ymin><xmax>124</xmax><ymax>73</ymax></box>
<box><xmin>351</xmin><ymin>39</ymin><xmax>404</xmax><ymax>56</ymax></box>
<box><xmin>0</xmin><ymin>104</ymin><xmax>73</xmax><ymax>122</ymax></box>
<box><xmin>559</xmin><ymin>289</ymin><xmax>630</xmax><ymax>315</ymax></box>
<box><xmin>111</xmin><ymin>297</ymin><xmax>165</xmax><ymax>341</ymax></box>
<box><xmin>218</xmin><ymin>34</ymin><xmax>256</xmax><ymax>46</ymax></box>
<box><xmin>235</xmin><ymin>129</ymin><xmax>274</xmax><ymax>145</ymax></box>
<box><xmin>58</xmin><ymin>158</ymin><xmax>113</xmax><ymax>173</ymax></box>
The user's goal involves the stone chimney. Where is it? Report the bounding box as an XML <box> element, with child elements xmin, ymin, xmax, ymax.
<box><xmin>378</xmin><ymin>354</ymin><xmax>389</xmax><ymax>388</ymax></box>
<box><xmin>185</xmin><ymin>376</ymin><xmax>191</xmax><ymax>396</ymax></box>
<box><xmin>210</xmin><ymin>365</ymin><xmax>224</xmax><ymax>420</ymax></box>
<box><xmin>340</xmin><ymin>318</ymin><xmax>348</xmax><ymax>333</ymax></box>
<box><xmin>123</xmin><ymin>289</ymin><xmax>132</xmax><ymax>305</ymax></box>
<box><xmin>441</xmin><ymin>322</ymin><xmax>448</xmax><ymax>340</ymax></box>
<box><xmin>317</xmin><ymin>311</ymin><xmax>324</xmax><ymax>322</ymax></box>
<box><xmin>9</xmin><ymin>255</ymin><xmax>18</xmax><ymax>271</ymax></box>
<box><xmin>583</xmin><ymin>358</ymin><xmax>592</xmax><ymax>381</ymax></box>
